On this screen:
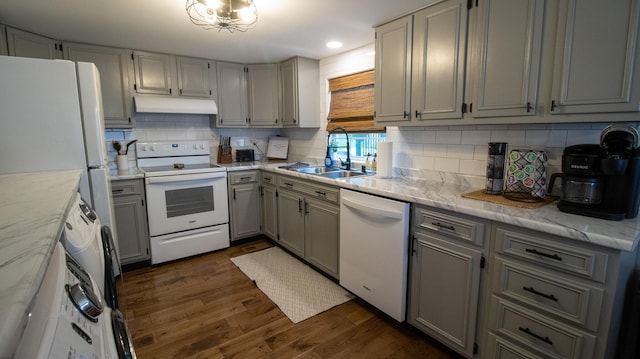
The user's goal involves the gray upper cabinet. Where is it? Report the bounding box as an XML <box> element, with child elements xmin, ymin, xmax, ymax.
<box><xmin>412</xmin><ymin>0</ymin><xmax>468</xmax><ymax>121</ymax></box>
<box><xmin>133</xmin><ymin>50</ymin><xmax>213</xmax><ymax>98</ymax></box>
<box><xmin>216</xmin><ymin>61</ymin><xmax>248</xmax><ymax>127</ymax></box>
<box><xmin>247</xmin><ymin>63</ymin><xmax>280</xmax><ymax>127</ymax></box>
<box><xmin>280</xmin><ymin>57</ymin><xmax>320</xmax><ymax>128</ymax></box>
<box><xmin>374</xmin><ymin>15</ymin><xmax>412</xmax><ymax>123</ymax></box>
<box><xmin>374</xmin><ymin>0</ymin><xmax>468</xmax><ymax>125</ymax></box>
<box><xmin>0</xmin><ymin>25</ymin><xmax>7</xmax><ymax>56</ymax></box>
<box><xmin>6</xmin><ymin>27</ymin><xmax>62</xmax><ymax>59</ymax></box>
<box><xmin>550</xmin><ymin>0</ymin><xmax>640</xmax><ymax>114</ymax></box>
<box><xmin>64</xmin><ymin>43</ymin><xmax>135</xmax><ymax>128</ymax></box>
<box><xmin>133</xmin><ymin>51</ymin><xmax>174</xmax><ymax>95</ymax></box>
<box><xmin>176</xmin><ymin>56</ymin><xmax>212</xmax><ymax>98</ymax></box>
<box><xmin>470</xmin><ymin>0</ymin><xmax>545</xmax><ymax>118</ymax></box>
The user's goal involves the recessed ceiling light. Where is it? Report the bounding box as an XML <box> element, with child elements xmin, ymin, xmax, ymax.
<box><xmin>326</xmin><ymin>41</ymin><xmax>343</xmax><ymax>49</ymax></box>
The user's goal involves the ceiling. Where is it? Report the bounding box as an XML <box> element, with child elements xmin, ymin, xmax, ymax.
<box><xmin>0</xmin><ymin>0</ymin><xmax>435</xmax><ymax>63</ymax></box>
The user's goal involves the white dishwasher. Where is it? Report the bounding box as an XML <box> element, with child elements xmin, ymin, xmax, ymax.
<box><xmin>339</xmin><ymin>189</ymin><xmax>410</xmax><ymax>321</ymax></box>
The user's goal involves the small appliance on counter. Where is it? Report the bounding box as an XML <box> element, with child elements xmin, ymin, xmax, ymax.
<box><xmin>235</xmin><ymin>149</ymin><xmax>255</xmax><ymax>162</ymax></box>
<box><xmin>548</xmin><ymin>124</ymin><xmax>640</xmax><ymax>220</ymax></box>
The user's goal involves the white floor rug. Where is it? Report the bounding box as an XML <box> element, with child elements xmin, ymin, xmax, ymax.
<box><xmin>230</xmin><ymin>246</ymin><xmax>354</xmax><ymax>323</ymax></box>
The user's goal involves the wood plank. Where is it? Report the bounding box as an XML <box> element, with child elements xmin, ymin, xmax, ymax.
<box><xmin>117</xmin><ymin>238</ymin><xmax>460</xmax><ymax>359</ymax></box>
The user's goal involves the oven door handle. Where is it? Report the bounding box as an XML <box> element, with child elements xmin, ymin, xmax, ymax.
<box><xmin>146</xmin><ymin>172</ymin><xmax>226</xmax><ymax>184</ymax></box>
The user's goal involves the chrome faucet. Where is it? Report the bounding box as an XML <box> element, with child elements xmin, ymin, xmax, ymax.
<box><xmin>327</xmin><ymin>127</ymin><xmax>350</xmax><ymax>170</ymax></box>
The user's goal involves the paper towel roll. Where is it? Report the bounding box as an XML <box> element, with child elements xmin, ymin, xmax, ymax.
<box><xmin>377</xmin><ymin>141</ymin><xmax>393</xmax><ymax>178</ymax></box>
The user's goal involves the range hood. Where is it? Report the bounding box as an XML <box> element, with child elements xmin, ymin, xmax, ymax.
<box><xmin>133</xmin><ymin>96</ymin><xmax>217</xmax><ymax>114</ymax></box>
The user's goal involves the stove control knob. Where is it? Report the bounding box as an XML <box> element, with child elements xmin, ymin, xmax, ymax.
<box><xmin>150</xmin><ymin>145</ymin><xmax>156</xmax><ymax>151</ymax></box>
<box><xmin>66</xmin><ymin>283</ymin><xmax>104</xmax><ymax>322</ymax></box>
<box><xmin>200</xmin><ymin>143</ymin><xmax>206</xmax><ymax>149</ymax></box>
<box><xmin>193</xmin><ymin>144</ymin><xmax>198</xmax><ymax>150</ymax></box>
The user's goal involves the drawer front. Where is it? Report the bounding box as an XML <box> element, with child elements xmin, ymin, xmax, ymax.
<box><xmin>413</xmin><ymin>206</ymin><xmax>485</xmax><ymax>246</ymax></box>
<box><xmin>229</xmin><ymin>171</ymin><xmax>258</xmax><ymax>184</ymax></box>
<box><xmin>261</xmin><ymin>171</ymin><xmax>277</xmax><ymax>186</ymax></box>
<box><xmin>494</xmin><ymin>257</ymin><xmax>604</xmax><ymax>331</ymax></box>
<box><xmin>490</xmin><ymin>297</ymin><xmax>596</xmax><ymax>359</ymax></box>
<box><xmin>111</xmin><ymin>179</ymin><xmax>143</xmax><ymax>196</ymax></box>
<box><xmin>494</xmin><ymin>226</ymin><xmax>608</xmax><ymax>282</ymax></box>
<box><xmin>278</xmin><ymin>176</ymin><xmax>339</xmax><ymax>203</ymax></box>
<box><xmin>485</xmin><ymin>332</ymin><xmax>544</xmax><ymax>359</ymax></box>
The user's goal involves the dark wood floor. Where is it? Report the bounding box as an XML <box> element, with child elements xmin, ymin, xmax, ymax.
<box><xmin>117</xmin><ymin>238</ymin><xmax>461</xmax><ymax>359</ymax></box>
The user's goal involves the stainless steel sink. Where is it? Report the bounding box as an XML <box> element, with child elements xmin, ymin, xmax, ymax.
<box><xmin>295</xmin><ymin>166</ymin><xmax>342</xmax><ymax>174</ymax></box>
<box><xmin>286</xmin><ymin>165</ymin><xmax>372</xmax><ymax>179</ymax></box>
<box><xmin>317</xmin><ymin>170</ymin><xmax>369</xmax><ymax>179</ymax></box>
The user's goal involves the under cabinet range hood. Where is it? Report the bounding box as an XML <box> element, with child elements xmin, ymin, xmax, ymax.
<box><xmin>133</xmin><ymin>96</ymin><xmax>218</xmax><ymax>114</ymax></box>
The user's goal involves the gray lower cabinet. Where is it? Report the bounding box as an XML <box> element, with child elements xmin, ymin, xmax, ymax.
<box><xmin>111</xmin><ymin>179</ymin><xmax>149</xmax><ymax>265</ymax></box>
<box><xmin>483</xmin><ymin>223</ymin><xmax>632</xmax><ymax>359</ymax></box>
<box><xmin>64</xmin><ymin>42</ymin><xmax>135</xmax><ymax>128</ymax></box>
<box><xmin>408</xmin><ymin>205</ymin><xmax>489</xmax><ymax>358</ymax></box>
<box><xmin>260</xmin><ymin>172</ymin><xmax>278</xmax><ymax>241</ymax></box>
<box><xmin>228</xmin><ymin>171</ymin><xmax>261</xmax><ymax>241</ymax></box>
<box><xmin>277</xmin><ymin>175</ymin><xmax>339</xmax><ymax>278</ymax></box>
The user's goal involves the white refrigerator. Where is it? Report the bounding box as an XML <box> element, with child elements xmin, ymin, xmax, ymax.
<box><xmin>0</xmin><ymin>56</ymin><xmax>118</xmax><ymax>256</ymax></box>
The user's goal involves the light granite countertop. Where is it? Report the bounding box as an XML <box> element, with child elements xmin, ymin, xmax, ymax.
<box><xmin>0</xmin><ymin>169</ymin><xmax>82</xmax><ymax>358</ymax></box>
<box><xmin>252</xmin><ymin>163</ymin><xmax>640</xmax><ymax>253</ymax></box>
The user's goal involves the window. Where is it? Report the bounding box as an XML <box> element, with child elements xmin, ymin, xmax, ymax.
<box><xmin>328</xmin><ymin>132</ymin><xmax>387</xmax><ymax>164</ymax></box>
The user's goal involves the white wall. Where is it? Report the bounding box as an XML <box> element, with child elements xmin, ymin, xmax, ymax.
<box><xmin>284</xmin><ymin>43</ymin><xmax>640</xmax><ymax>181</ymax></box>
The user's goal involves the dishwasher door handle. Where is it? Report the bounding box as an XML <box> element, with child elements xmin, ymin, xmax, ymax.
<box><xmin>342</xmin><ymin>197</ymin><xmax>404</xmax><ymax>220</ymax></box>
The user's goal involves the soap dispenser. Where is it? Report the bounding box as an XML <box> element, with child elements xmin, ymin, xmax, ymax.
<box><xmin>372</xmin><ymin>153</ymin><xmax>377</xmax><ymax>171</ymax></box>
<box><xmin>365</xmin><ymin>153</ymin><xmax>371</xmax><ymax>170</ymax></box>
<box><xmin>324</xmin><ymin>147</ymin><xmax>333</xmax><ymax>168</ymax></box>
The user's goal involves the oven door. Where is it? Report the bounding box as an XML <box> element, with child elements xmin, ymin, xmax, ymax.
<box><xmin>145</xmin><ymin>171</ymin><xmax>228</xmax><ymax>236</ymax></box>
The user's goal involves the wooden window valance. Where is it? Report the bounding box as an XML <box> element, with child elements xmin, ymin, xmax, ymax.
<box><xmin>327</xmin><ymin>70</ymin><xmax>385</xmax><ymax>133</ymax></box>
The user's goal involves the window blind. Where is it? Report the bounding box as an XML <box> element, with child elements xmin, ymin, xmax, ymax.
<box><xmin>327</xmin><ymin>70</ymin><xmax>384</xmax><ymax>133</ymax></box>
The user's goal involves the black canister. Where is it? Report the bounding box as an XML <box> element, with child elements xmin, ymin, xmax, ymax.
<box><xmin>486</xmin><ymin>142</ymin><xmax>507</xmax><ymax>194</ymax></box>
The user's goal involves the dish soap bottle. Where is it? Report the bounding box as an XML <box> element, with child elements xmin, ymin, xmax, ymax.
<box><xmin>365</xmin><ymin>153</ymin><xmax>371</xmax><ymax>170</ymax></box>
<box><xmin>324</xmin><ymin>147</ymin><xmax>333</xmax><ymax>168</ymax></box>
<box><xmin>372</xmin><ymin>153</ymin><xmax>377</xmax><ymax>171</ymax></box>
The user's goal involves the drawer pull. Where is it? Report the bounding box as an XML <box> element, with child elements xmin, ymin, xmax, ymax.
<box><xmin>432</xmin><ymin>222</ymin><xmax>455</xmax><ymax>231</ymax></box>
<box><xmin>316</xmin><ymin>190</ymin><xmax>326</xmax><ymax>197</ymax></box>
<box><xmin>263</xmin><ymin>177</ymin><xmax>272</xmax><ymax>182</ymax></box>
<box><xmin>525</xmin><ymin>248</ymin><xmax>562</xmax><ymax>261</ymax></box>
<box><xmin>239</xmin><ymin>176</ymin><xmax>253</xmax><ymax>181</ymax></box>
<box><xmin>522</xmin><ymin>286</ymin><xmax>559</xmax><ymax>302</ymax></box>
<box><xmin>284</xmin><ymin>182</ymin><xmax>293</xmax><ymax>187</ymax></box>
<box><xmin>112</xmin><ymin>189</ymin><xmax>124</xmax><ymax>193</ymax></box>
<box><xmin>518</xmin><ymin>327</ymin><xmax>553</xmax><ymax>346</ymax></box>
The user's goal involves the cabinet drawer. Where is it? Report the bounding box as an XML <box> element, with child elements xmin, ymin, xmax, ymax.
<box><xmin>494</xmin><ymin>257</ymin><xmax>603</xmax><ymax>331</ymax></box>
<box><xmin>261</xmin><ymin>171</ymin><xmax>277</xmax><ymax>185</ymax></box>
<box><xmin>485</xmin><ymin>332</ymin><xmax>544</xmax><ymax>359</ymax></box>
<box><xmin>490</xmin><ymin>296</ymin><xmax>596</xmax><ymax>359</ymax></box>
<box><xmin>494</xmin><ymin>226</ymin><xmax>609</xmax><ymax>283</ymax></box>
<box><xmin>229</xmin><ymin>171</ymin><xmax>258</xmax><ymax>184</ymax></box>
<box><xmin>278</xmin><ymin>176</ymin><xmax>339</xmax><ymax>203</ymax></box>
<box><xmin>111</xmin><ymin>179</ymin><xmax>143</xmax><ymax>197</ymax></box>
<box><xmin>413</xmin><ymin>206</ymin><xmax>485</xmax><ymax>246</ymax></box>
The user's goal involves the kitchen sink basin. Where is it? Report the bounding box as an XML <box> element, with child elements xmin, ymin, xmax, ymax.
<box><xmin>295</xmin><ymin>166</ymin><xmax>342</xmax><ymax>174</ymax></box>
<box><xmin>284</xmin><ymin>165</ymin><xmax>372</xmax><ymax>179</ymax></box>
<box><xmin>318</xmin><ymin>170</ymin><xmax>369</xmax><ymax>178</ymax></box>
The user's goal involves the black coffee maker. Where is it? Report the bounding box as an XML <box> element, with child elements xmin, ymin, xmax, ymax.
<box><xmin>548</xmin><ymin>124</ymin><xmax>640</xmax><ymax>220</ymax></box>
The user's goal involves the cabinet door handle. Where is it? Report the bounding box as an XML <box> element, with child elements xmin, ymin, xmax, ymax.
<box><xmin>526</xmin><ymin>102</ymin><xmax>532</xmax><ymax>112</ymax></box>
<box><xmin>525</xmin><ymin>248</ymin><xmax>562</xmax><ymax>261</ymax></box>
<box><xmin>233</xmin><ymin>188</ymin><xmax>236</xmax><ymax>200</ymax></box>
<box><xmin>522</xmin><ymin>286</ymin><xmax>558</xmax><ymax>302</ymax></box>
<box><xmin>415</xmin><ymin>110</ymin><xmax>420</xmax><ymax>118</ymax></box>
<box><xmin>431</xmin><ymin>222</ymin><xmax>455</xmax><ymax>231</ymax></box>
<box><xmin>518</xmin><ymin>327</ymin><xmax>553</xmax><ymax>346</ymax></box>
<box><xmin>304</xmin><ymin>201</ymin><xmax>309</xmax><ymax>215</ymax></box>
<box><xmin>298</xmin><ymin>198</ymin><xmax>303</xmax><ymax>212</ymax></box>
<box><xmin>403</xmin><ymin>111</ymin><xmax>409</xmax><ymax>119</ymax></box>
<box><xmin>551</xmin><ymin>100</ymin><xmax>557</xmax><ymax>111</ymax></box>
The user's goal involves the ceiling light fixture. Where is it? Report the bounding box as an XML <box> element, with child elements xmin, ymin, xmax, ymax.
<box><xmin>185</xmin><ymin>0</ymin><xmax>258</xmax><ymax>33</ymax></box>
<box><xmin>326</xmin><ymin>41</ymin><xmax>343</xmax><ymax>49</ymax></box>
